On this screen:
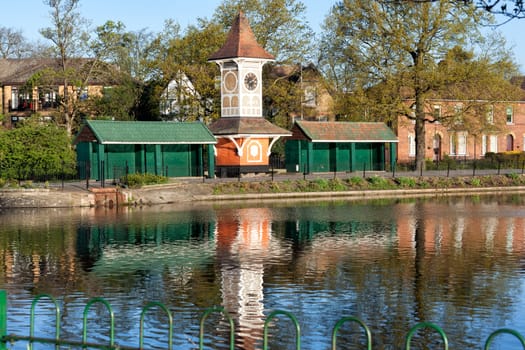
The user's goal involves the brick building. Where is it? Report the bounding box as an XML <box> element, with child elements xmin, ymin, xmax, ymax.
<box><xmin>396</xmin><ymin>99</ymin><xmax>525</xmax><ymax>163</ymax></box>
<box><xmin>0</xmin><ymin>58</ymin><xmax>114</xmax><ymax>128</ymax></box>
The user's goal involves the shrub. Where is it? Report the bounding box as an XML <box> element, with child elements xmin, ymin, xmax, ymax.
<box><xmin>313</xmin><ymin>178</ymin><xmax>330</xmax><ymax>191</ymax></box>
<box><xmin>396</xmin><ymin>176</ymin><xmax>417</xmax><ymax>188</ymax></box>
<box><xmin>349</xmin><ymin>176</ymin><xmax>365</xmax><ymax>187</ymax></box>
<box><xmin>329</xmin><ymin>178</ymin><xmax>348</xmax><ymax>191</ymax></box>
<box><xmin>470</xmin><ymin>178</ymin><xmax>481</xmax><ymax>187</ymax></box>
<box><xmin>123</xmin><ymin>173</ymin><xmax>168</xmax><ymax>188</ymax></box>
<box><xmin>368</xmin><ymin>176</ymin><xmax>392</xmax><ymax>189</ymax></box>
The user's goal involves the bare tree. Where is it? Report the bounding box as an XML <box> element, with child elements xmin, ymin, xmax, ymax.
<box><xmin>381</xmin><ymin>0</ymin><xmax>525</xmax><ymax>19</ymax></box>
<box><xmin>39</xmin><ymin>0</ymin><xmax>91</xmax><ymax>136</ymax></box>
<box><xmin>0</xmin><ymin>27</ymin><xmax>30</xmax><ymax>58</ymax></box>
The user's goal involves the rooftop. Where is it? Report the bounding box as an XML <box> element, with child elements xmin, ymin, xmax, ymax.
<box><xmin>74</xmin><ymin>120</ymin><xmax>217</xmax><ymax>145</ymax></box>
<box><xmin>294</xmin><ymin>121</ymin><xmax>398</xmax><ymax>142</ymax></box>
<box><xmin>208</xmin><ymin>12</ymin><xmax>274</xmax><ymax>61</ymax></box>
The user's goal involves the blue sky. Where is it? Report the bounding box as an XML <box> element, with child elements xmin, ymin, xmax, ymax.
<box><xmin>1</xmin><ymin>0</ymin><xmax>524</xmax><ymax>72</ymax></box>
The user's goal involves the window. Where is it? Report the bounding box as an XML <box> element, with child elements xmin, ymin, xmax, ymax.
<box><xmin>506</xmin><ymin>106</ymin><xmax>514</xmax><ymax>124</ymax></box>
<box><xmin>457</xmin><ymin>132</ymin><xmax>467</xmax><ymax>155</ymax></box>
<box><xmin>489</xmin><ymin>135</ymin><xmax>498</xmax><ymax>153</ymax></box>
<box><xmin>10</xmin><ymin>87</ymin><xmax>19</xmax><ymax>110</ymax></box>
<box><xmin>486</xmin><ymin>105</ymin><xmax>494</xmax><ymax>124</ymax></box>
<box><xmin>40</xmin><ymin>88</ymin><xmax>58</xmax><ymax>109</ymax></box>
<box><xmin>408</xmin><ymin>134</ymin><xmax>416</xmax><ymax>157</ymax></box>
<box><xmin>410</xmin><ymin>104</ymin><xmax>416</xmax><ymax>119</ymax></box>
<box><xmin>450</xmin><ymin>132</ymin><xmax>467</xmax><ymax>156</ymax></box>
<box><xmin>303</xmin><ymin>87</ymin><xmax>316</xmax><ymax>108</ymax></box>
<box><xmin>483</xmin><ymin>135</ymin><xmax>499</xmax><ymax>154</ymax></box>
<box><xmin>506</xmin><ymin>134</ymin><xmax>514</xmax><ymax>151</ymax></box>
<box><xmin>454</xmin><ymin>103</ymin><xmax>463</xmax><ymax>124</ymax></box>
<box><xmin>78</xmin><ymin>87</ymin><xmax>88</xmax><ymax>101</ymax></box>
<box><xmin>433</xmin><ymin>105</ymin><xmax>441</xmax><ymax>119</ymax></box>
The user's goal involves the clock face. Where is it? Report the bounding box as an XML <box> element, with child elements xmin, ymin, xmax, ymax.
<box><xmin>244</xmin><ymin>72</ymin><xmax>258</xmax><ymax>91</ymax></box>
<box><xmin>224</xmin><ymin>71</ymin><xmax>237</xmax><ymax>92</ymax></box>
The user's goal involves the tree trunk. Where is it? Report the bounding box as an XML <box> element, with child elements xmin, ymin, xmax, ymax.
<box><xmin>414</xmin><ymin>93</ymin><xmax>426</xmax><ymax>173</ymax></box>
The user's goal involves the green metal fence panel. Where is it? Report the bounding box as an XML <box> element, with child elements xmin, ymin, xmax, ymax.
<box><xmin>404</xmin><ymin>322</ymin><xmax>449</xmax><ymax>350</ymax></box>
<box><xmin>263</xmin><ymin>310</ymin><xmax>301</xmax><ymax>350</ymax></box>
<box><xmin>331</xmin><ymin>316</ymin><xmax>372</xmax><ymax>350</ymax></box>
<box><xmin>139</xmin><ymin>301</ymin><xmax>173</xmax><ymax>349</ymax></box>
<box><xmin>82</xmin><ymin>297</ymin><xmax>115</xmax><ymax>347</ymax></box>
<box><xmin>3</xmin><ymin>290</ymin><xmax>525</xmax><ymax>350</ymax></box>
<box><xmin>29</xmin><ymin>294</ymin><xmax>60</xmax><ymax>350</ymax></box>
<box><xmin>199</xmin><ymin>306</ymin><xmax>235</xmax><ymax>350</ymax></box>
<box><xmin>0</xmin><ymin>291</ymin><xmax>6</xmax><ymax>350</ymax></box>
<box><xmin>484</xmin><ymin>328</ymin><xmax>525</xmax><ymax>349</ymax></box>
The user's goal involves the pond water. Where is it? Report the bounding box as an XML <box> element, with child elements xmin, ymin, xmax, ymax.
<box><xmin>1</xmin><ymin>194</ymin><xmax>525</xmax><ymax>349</ymax></box>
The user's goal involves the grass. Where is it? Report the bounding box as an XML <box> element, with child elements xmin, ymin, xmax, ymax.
<box><xmin>210</xmin><ymin>173</ymin><xmax>525</xmax><ymax>195</ymax></box>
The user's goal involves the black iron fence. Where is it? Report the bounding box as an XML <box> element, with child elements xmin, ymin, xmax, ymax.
<box><xmin>3</xmin><ymin>156</ymin><xmax>525</xmax><ymax>190</ymax></box>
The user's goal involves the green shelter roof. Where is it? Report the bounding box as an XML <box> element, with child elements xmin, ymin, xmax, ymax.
<box><xmin>294</xmin><ymin>121</ymin><xmax>398</xmax><ymax>143</ymax></box>
<box><xmin>75</xmin><ymin>120</ymin><xmax>217</xmax><ymax>145</ymax></box>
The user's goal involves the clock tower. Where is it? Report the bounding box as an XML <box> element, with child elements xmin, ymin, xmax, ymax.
<box><xmin>208</xmin><ymin>12</ymin><xmax>291</xmax><ymax>177</ymax></box>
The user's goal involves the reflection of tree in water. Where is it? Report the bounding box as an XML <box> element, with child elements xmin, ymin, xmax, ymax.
<box><xmin>265</xmin><ymin>199</ymin><xmax>525</xmax><ymax>349</ymax></box>
<box><xmin>1</xmin><ymin>199</ymin><xmax>525</xmax><ymax>348</ymax></box>
<box><xmin>76</xmin><ymin>225</ymin><xmax>104</xmax><ymax>271</ymax></box>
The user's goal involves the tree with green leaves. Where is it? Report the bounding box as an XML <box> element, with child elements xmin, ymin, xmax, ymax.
<box><xmin>143</xmin><ymin>19</ymin><xmax>225</xmax><ymax>122</ymax></box>
<box><xmin>212</xmin><ymin>0</ymin><xmax>314</xmax><ymax>64</ymax></box>
<box><xmin>83</xmin><ymin>20</ymin><xmax>152</xmax><ymax>120</ymax></box>
<box><xmin>320</xmin><ymin>0</ymin><xmax>521</xmax><ymax>171</ymax></box>
<box><xmin>0</xmin><ymin>118</ymin><xmax>76</xmax><ymax>180</ymax></box>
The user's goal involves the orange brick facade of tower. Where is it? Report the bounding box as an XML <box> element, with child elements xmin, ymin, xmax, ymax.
<box><xmin>215</xmin><ymin>138</ymin><xmax>270</xmax><ymax>167</ymax></box>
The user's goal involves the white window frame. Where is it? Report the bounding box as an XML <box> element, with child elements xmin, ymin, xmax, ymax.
<box><xmin>486</xmin><ymin>105</ymin><xmax>494</xmax><ymax>125</ymax></box>
<box><xmin>408</xmin><ymin>134</ymin><xmax>416</xmax><ymax>157</ymax></box>
<box><xmin>433</xmin><ymin>105</ymin><xmax>441</xmax><ymax>120</ymax></box>
<box><xmin>506</xmin><ymin>106</ymin><xmax>514</xmax><ymax>124</ymax></box>
<box><xmin>457</xmin><ymin>132</ymin><xmax>467</xmax><ymax>156</ymax></box>
<box><xmin>489</xmin><ymin>135</ymin><xmax>498</xmax><ymax>153</ymax></box>
<box><xmin>450</xmin><ymin>133</ymin><xmax>457</xmax><ymax>155</ymax></box>
<box><xmin>450</xmin><ymin>132</ymin><xmax>467</xmax><ymax>156</ymax></box>
<box><xmin>454</xmin><ymin>103</ymin><xmax>463</xmax><ymax>124</ymax></box>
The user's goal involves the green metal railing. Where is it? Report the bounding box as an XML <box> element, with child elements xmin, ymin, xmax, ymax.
<box><xmin>1</xmin><ymin>290</ymin><xmax>525</xmax><ymax>350</ymax></box>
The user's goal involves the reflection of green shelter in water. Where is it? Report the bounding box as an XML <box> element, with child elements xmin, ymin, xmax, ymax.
<box><xmin>76</xmin><ymin>220</ymin><xmax>216</xmax><ymax>273</ymax></box>
<box><xmin>74</xmin><ymin>120</ymin><xmax>217</xmax><ymax>180</ymax></box>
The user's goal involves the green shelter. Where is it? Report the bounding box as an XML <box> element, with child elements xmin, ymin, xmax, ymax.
<box><xmin>74</xmin><ymin>120</ymin><xmax>217</xmax><ymax>180</ymax></box>
<box><xmin>285</xmin><ymin>121</ymin><xmax>398</xmax><ymax>173</ymax></box>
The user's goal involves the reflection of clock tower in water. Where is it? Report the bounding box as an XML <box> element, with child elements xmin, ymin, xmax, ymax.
<box><xmin>208</xmin><ymin>11</ymin><xmax>291</xmax><ymax>177</ymax></box>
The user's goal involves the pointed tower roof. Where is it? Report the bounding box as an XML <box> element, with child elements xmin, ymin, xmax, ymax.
<box><xmin>209</xmin><ymin>12</ymin><xmax>275</xmax><ymax>61</ymax></box>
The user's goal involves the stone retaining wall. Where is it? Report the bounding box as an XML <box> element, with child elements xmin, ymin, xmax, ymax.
<box><xmin>0</xmin><ymin>189</ymin><xmax>93</xmax><ymax>208</ymax></box>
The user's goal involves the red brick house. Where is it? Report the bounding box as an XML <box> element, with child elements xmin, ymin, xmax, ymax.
<box><xmin>396</xmin><ymin>99</ymin><xmax>525</xmax><ymax>163</ymax></box>
<box><xmin>0</xmin><ymin>58</ymin><xmax>116</xmax><ymax>128</ymax></box>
